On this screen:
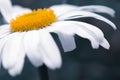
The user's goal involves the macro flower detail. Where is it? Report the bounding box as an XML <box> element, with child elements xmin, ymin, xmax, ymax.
<box><xmin>10</xmin><ymin>9</ymin><xmax>57</xmax><ymax>32</ymax></box>
<box><xmin>0</xmin><ymin>0</ymin><xmax>116</xmax><ymax>76</ymax></box>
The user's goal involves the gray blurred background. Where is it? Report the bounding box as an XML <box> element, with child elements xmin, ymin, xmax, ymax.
<box><xmin>0</xmin><ymin>0</ymin><xmax>120</xmax><ymax>80</ymax></box>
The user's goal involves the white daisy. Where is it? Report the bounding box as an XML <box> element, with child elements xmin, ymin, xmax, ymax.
<box><xmin>0</xmin><ymin>0</ymin><xmax>116</xmax><ymax>76</ymax></box>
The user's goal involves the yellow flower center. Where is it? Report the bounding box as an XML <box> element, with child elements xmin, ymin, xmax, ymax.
<box><xmin>10</xmin><ymin>9</ymin><xmax>57</xmax><ymax>32</ymax></box>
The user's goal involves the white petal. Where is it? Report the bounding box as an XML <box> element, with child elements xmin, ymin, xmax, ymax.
<box><xmin>79</xmin><ymin>5</ymin><xmax>115</xmax><ymax>17</ymax></box>
<box><xmin>56</xmin><ymin>32</ymin><xmax>76</xmax><ymax>52</ymax></box>
<box><xmin>58</xmin><ymin>10</ymin><xmax>116</xmax><ymax>29</ymax></box>
<box><xmin>70</xmin><ymin>21</ymin><xmax>105</xmax><ymax>43</ymax></box>
<box><xmin>46</xmin><ymin>24</ymin><xmax>76</xmax><ymax>52</ymax></box>
<box><xmin>23</xmin><ymin>30</ymin><xmax>43</xmax><ymax>67</ymax></box>
<box><xmin>49</xmin><ymin>21</ymin><xmax>99</xmax><ymax>49</ymax></box>
<box><xmin>0</xmin><ymin>33</ymin><xmax>20</xmax><ymax>68</ymax></box>
<box><xmin>2</xmin><ymin>33</ymin><xmax>25</xmax><ymax>70</ymax></box>
<box><xmin>8</xmin><ymin>34</ymin><xmax>25</xmax><ymax>76</ymax></box>
<box><xmin>0</xmin><ymin>24</ymin><xmax>11</xmax><ymax>38</ymax></box>
<box><xmin>100</xmin><ymin>38</ymin><xmax>110</xmax><ymax>49</ymax></box>
<box><xmin>0</xmin><ymin>0</ymin><xmax>31</xmax><ymax>23</ymax></box>
<box><xmin>8</xmin><ymin>56</ymin><xmax>24</xmax><ymax>77</ymax></box>
<box><xmin>0</xmin><ymin>0</ymin><xmax>13</xmax><ymax>23</ymax></box>
<box><xmin>38</xmin><ymin>29</ymin><xmax>62</xmax><ymax>69</ymax></box>
<box><xmin>66</xmin><ymin>21</ymin><xmax>110</xmax><ymax>49</ymax></box>
<box><xmin>50</xmin><ymin>4</ymin><xmax>77</xmax><ymax>16</ymax></box>
<box><xmin>12</xmin><ymin>5</ymin><xmax>31</xmax><ymax>20</ymax></box>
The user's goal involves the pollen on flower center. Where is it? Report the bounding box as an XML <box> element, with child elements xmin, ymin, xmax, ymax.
<box><xmin>10</xmin><ymin>9</ymin><xmax>57</xmax><ymax>32</ymax></box>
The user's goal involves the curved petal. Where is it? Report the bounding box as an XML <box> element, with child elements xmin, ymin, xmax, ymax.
<box><xmin>23</xmin><ymin>30</ymin><xmax>43</xmax><ymax>67</ymax></box>
<box><xmin>69</xmin><ymin>21</ymin><xmax>105</xmax><ymax>43</ymax></box>
<box><xmin>50</xmin><ymin>4</ymin><xmax>77</xmax><ymax>17</ymax></box>
<box><xmin>48</xmin><ymin>21</ymin><xmax>100</xmax><ymax>49</ymax></box>
<box><xmin>2</xmin><ymin>33</ymin><xmax>25</xmax><ymax>70</ymax></box>
<box><xmin>0</xmin><ymin>24</ymin><xmax>11</xmax><ymax>38</ymax></box>
<box><xmin>64</xmin><ymin>21</ymin><xmax>110</xmax><ymax>49</ymax></box>
<box><xmin>38</xmin><ymin>29</ymin><xmax>62</xmax><ymax>69</ymax></box>
<box><xmin>79</xmin><ymin>5</ymin><xmax>115</xmax><ymax>17</ymax></box>
<box><xmin>100</xmin><ymin>38</ymin><xmax>110</xmax><ymax>49</ymax></box>
<box><xmin>58</xmin><ymin>10</ymin><xmax>116</xmax><ymax>29</ymax></box>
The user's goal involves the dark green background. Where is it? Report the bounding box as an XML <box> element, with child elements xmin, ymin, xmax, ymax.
<box><xmin>0</xmin><ymin>0</ymin><xmax>120</xmax><ymax>80</ymax></box>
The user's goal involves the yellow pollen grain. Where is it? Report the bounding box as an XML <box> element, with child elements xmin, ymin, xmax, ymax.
<box><xmin>10</xmin><ymin>9</ymin><xmax>57</xmax><ymax>32</ymax></box>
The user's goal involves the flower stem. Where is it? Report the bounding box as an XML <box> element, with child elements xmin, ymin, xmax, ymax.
<box><xmin>38</xmin><ymin>65</ymin><xmax>49</xmax><ymax>80</ymax></box>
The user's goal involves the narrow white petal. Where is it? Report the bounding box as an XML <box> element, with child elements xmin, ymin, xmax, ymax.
<box><xmin>2</xmin><ymin>33</ymin><xmax>25</xmax><ymax>70</ymax></box>
<box><xmin>0</xmin><ymin>24</ymin><xmax>11</xmax><ymax>38</ymax></box>
<box><xmin>50</xmin><ymin>21</ymin><xmax>99</xmax><ymax>49</ymax></box>
<box><xmin>79</xmin><ymin>5</ymin><xmax>115</xmax><ymax>17</ymax></box>
<box><xmin>58</xmin><ymin>10</ymin><xmax>116</xmax><ymax>29</ymax></box>
<box><xmin>69</xmin><ymin>21</ymin><xmax>105</xmax><ymax>43</ymax></box>
<box><xmin>50</xmin><ymin>4</ymin><xmax>77</xmax><ymax>16</ymax></box>
<box><xmin>38</xmin><ymin>29</ymin><xmax>62</xmax><ymax>69</ymax></box>
<box><xmin>100</xmin><ymin>38</ymin><xmax>110</xmax><ymax>49</ymax></box>
<box><xmin>23</xmin><ymin>30</ymin><xmax>43</xmax><ymax>67</ymax></box>
<box><xmin>66</xmin><ymin>21</ymin><xmax>111</xmax><ymax>49</ymax></box>
<box><xmin>0</xmin><ymin>0</ymin><xmax>13</xmax><ymax>23</ymax></box>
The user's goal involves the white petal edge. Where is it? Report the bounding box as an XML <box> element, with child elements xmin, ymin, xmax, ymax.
<box><xmin>67</xmin><ymin>21</ymin><xmax>105</xmax><ymax>43</ymax></box>
<box><xmin>46</xmin><ymin>25</ymin><xmax>76</xmax><ymax>52</ymax></box>
<box><xmin>50</xmin><ymin>4</ymin><xmax>78</xmax><ymax>16</ymax></box>
<box><xmin>63</xmin><ymin>21</ymin><xmax>110</xmax><ymax>49</ymax></box>
<box><xmin>55</xmin><ymin>32</ymin><xmax>76</xmax><ymax>52</ymax></box>
<box><xmin>0</xmin><ymin>24</ymin><xmax>11</xmax><ymax>38</ymax></box>
<box><xmin>0</xmin><ymin>0</ymin><xmax>13</xmax><ymax>23</ymax></box>
<box><xmin>2</xmin><ymin>33</ymin><xmax>25</xmax><ymax>70</ymax></box>
<box><xmin>58</xmin><ymin>10</ymin><xmax>116</xmax><ymax>30</ymax></box>
<box><xmin>38</xmin><ymin>29</ymin><xmax>62</xmax><ymax>69</ymax></box>
<box><xmin>23</xmin><ymin>30</ymin><xmax>43</xmax><ymax>67</ymax></box>
<box><xmin>48</xmin><ymin>21</ymin><xmax>100</xmax><ymax>49</ymax></box>
<box><xmin>78</xmin><ymin>5</ymin><xmax>115</xmax><ymax>17</ymax></box>
<box><xmin>0</xmin><ymin>33</ymin><xmax>20</xmax><ymax>69</ymax></box>
<box><xmin>8</xmin><ymin>55</ymin><xmax>24</xmax><ymax>77</ymax></box>
<box><xmin>0</xmin><ymin>1</ymin><xmax>31</xmax><ymax>23</ymax></box>
<box><xmin>12</xmin><ymin>5</ymin><xmax>31</xmax><ymax>20</ymax></box>
<box><xmin>100</xmin><ymin>38</ymin><xmax>110</xmax><ymax>49</ymax></box>
<box><xmin>8</xmin><ymin>33</ymin><xmax>25</xmax><ymax>76</ymax></box>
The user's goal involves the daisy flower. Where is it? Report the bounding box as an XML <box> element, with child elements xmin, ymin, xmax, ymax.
<box><xmin>0</xmin><ymin>0</ymin><xmax>116</xmax><ymax>76</ymax></box>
